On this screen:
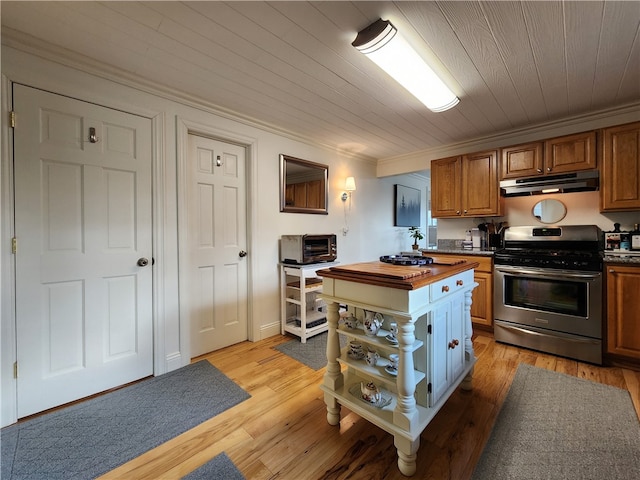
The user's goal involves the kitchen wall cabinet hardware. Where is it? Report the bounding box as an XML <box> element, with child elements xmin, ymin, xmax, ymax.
<box><xmin>280</xmin><ymin>262</ymin><xmax>336</xmax><ymax>343</ymax></box>
<box><xmin>606</xmin><ymin>263</ymin><xmax>640</xmax><ymax>363</ymax></box>
<box><xmin>318</xmin><ymin>263</ymin><xmax>477</xmax><ymax>476</ymax></box>
<box><xmin>431</xmin><ymin>150</ymin><xmax>501</xmax><ymax>218</ymax></box>
<box><xmin>600</xmin><ymin>121</ymin><xmax>640</xmax><ymax>212</ymax></box>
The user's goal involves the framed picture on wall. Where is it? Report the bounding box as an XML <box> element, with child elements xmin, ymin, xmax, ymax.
<box><xmin>394</xmin><ymin>185</ymin><xmax>421</xmax><ymax>227</ymax></box>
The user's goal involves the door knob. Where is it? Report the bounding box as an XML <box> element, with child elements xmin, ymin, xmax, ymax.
<box><xmin>239</xmin><ymin>250</ymin><xmax>247</xmax><ymax>258</ymax></box>
<box><xmin>137</xmin><ymin>257</ymin><xmax>149</xmax><ymax>267</ymax></box>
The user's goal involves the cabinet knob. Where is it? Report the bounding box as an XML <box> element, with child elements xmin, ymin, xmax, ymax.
<box><xmin>456</xmin><ymin>279</ymin><xmax>463</xmax><ymax>286</ymax></box>
<box><xmin>448</xmin><ymin>339</ymin><xmax>460</xmax><ymax>349</ymax></box>
<box><xmin>442</xmin><ymin>285</ymin><xmax>450</xmax><ymax>293</ymax></box>
<box><xmin>456</xmin><ymin>210</ymin><xmax>461</xmax><ymax>215</ymax></box>
<box><xmin>537</xmin><ymin>168</ymin><xmax>543</xmax><ymax>173</ymax></box>
<box><xmin>547</xmin><ymin>167</ymin><xmax>552</xmax><ymax>172</ymax></box>
<box><xmin>609</xmin><ymin>269</ymin><xmax>615</xmax><ymax>273</ymax></box>
<box><xmin>463</xmin><ymin>210</ymin><xmax>468</xmax><ymax>214</ymax></box>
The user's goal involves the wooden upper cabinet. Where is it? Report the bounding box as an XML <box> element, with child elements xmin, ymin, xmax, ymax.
<box><xmin>544</xmin><ymin>131</ymin><xmax>597</xmax><ymax>174</ymax></box>
<box><xmin>462</xmin><ymin>150</ymin><xmax>500</xmax><ymax>216</ymax></box>
<box><xmin>431</xmin><ymin>156</ymin><xmax>462</xmax><ymax>217</ymax></box>
<box><xmin>431</xmin><ymin>150</ymin><xmax>501</xmax><ymax>218</ymax></box>
<box><xmin>501</xmin><ymin>142</ymin><xmax>544</xmax><ymax>179</ymax></box>
<box><xmin>600</xmin><ymin>121</ymin><xmax>640</xmax><ymax>212</ymax></box>
<box><xmin>500</xmin><ymin>131</ymin><xmax>597</xmax><ymax>180</ymax></box>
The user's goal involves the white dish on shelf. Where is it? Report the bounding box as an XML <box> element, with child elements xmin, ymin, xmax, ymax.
<box><xmin>348</xmin><ymin>383</ymin><xmax>393</xmax><ymax>409</ymax></box>
<box><xmin>385</xmin><ymin>334</ymin><xmax>398</xmax><ymax>345</ymax></box>
<box><xmin>384</xmin><ymin>365</ymin><xmax>398</xmax><ymax>376</ymax></box>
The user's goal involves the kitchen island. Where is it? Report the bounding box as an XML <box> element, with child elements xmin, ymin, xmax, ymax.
<box><xmin>316</xmin><ymin>260</ymin><xmax>478</xmax><ymax>476</ymax></box>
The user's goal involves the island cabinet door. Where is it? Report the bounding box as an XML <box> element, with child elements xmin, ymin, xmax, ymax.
<box><xmin>429</xmin><ymin>294</ymin><xmax>466</xmax><ymax>406</ymax></box>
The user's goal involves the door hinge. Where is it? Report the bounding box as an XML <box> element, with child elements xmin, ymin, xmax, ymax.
<box><xmin>9</xmin><ymin>111</ymin><xmax>16</xmax><ymax>128</ymax></box>
<box><xmin>11</xmin><ymin>237</ymin><xmax>17</xmax><ymax>254</ymax></box>
<box><xmin>427</xmin><ymin>324</ymin><xmax>432</xmax><ymax>334</ymax></box>
<box><xmin>427</xmin><ymin>382</ymin><xmax>432</xmax><ymax>393</ymax></box>
<box><xmin>13</xmin><ymin>362</ymin><xmax>18</xmax><ymax>379</ymax></box>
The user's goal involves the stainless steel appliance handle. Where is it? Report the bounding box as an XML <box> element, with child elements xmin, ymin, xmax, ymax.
<box><xmin>495</xmin><ymin>266</ymin><xmax>601</xmax><ymax>280</ymax></box>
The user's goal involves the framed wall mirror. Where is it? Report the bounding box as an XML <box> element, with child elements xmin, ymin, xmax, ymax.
<box><xmin>280</xmin><ymin>154</ymin><xmax>328</xmax><ymax>214</ymax></box>
<box><xmin>532</xmin><ymin>198</ymin><xmax>567</xmax><ymax>224</ymax></box>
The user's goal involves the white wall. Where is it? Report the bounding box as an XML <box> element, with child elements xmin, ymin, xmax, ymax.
<box><xmin>0</xmin><ymin>46</ymin><xmax>428</xmax><ymax>425</ymax></box>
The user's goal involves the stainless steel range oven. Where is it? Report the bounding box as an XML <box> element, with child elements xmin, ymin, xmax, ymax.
<box><xmin>494</xmin><ymin>225</ymin><xmax>603</xmax><ymax>364</ymax></box>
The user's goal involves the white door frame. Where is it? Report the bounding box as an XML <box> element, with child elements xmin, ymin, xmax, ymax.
<box><xmin>176</xmin><ymin>117</ymin><xmax>257</xmax><ymax>362</ymax></box>
<box><xmin>0</xmin><ymin>77</ymin><xmax>166</xmax><ymax>426</ymax></box>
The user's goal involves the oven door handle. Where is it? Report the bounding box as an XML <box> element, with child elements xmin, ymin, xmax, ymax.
<box><xmin>495</xmin><ymin>267</ymin><xmax>601</xmax><ymax>280</ymax></box>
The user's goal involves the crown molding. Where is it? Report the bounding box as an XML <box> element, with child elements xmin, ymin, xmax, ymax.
<box><xmin>1</xmin><ymin>28</ymin><xmax>377</xmax><ymax>165</ymax></box>
<box><xmin>377</xmin><ymin>101</ymin><xmax>640</xmax><ymax>177</ymax></box>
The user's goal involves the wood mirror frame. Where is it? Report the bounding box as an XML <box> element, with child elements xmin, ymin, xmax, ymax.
<box><xmin>280</xmin><ymin>154</ymin><xmax>328</xmax><ymax>214</ymax></box>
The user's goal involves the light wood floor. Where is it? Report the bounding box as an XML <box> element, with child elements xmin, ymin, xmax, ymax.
<box><xmin>99</xmin><ymin>331</ymin><xmax>640</xmax><ymax>480</ymax></box>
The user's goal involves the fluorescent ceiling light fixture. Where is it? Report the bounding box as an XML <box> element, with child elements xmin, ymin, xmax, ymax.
<box><xmin>352</xmin><ymin>19</ymin><xmax>459</xmax><ymax>112</ymax></box>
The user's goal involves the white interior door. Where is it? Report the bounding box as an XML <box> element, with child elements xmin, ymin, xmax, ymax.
<box><xmin>188</xmin><ymin>134</ymin><xmax>248</xmax><ymax>357</ymax></box>
<box><xmin>13</xmin><ymin>84</ymin><xmax>153</xmax><ymax>418</ymax></box>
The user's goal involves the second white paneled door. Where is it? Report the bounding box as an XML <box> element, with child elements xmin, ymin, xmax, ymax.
<box><xmin>187</xmin><ymin>135</ymin><xmax>248</xmax><ymax>357</ymax></box>
<box><xmin>13</xmin><ymin>84</ymin><xmax>153</xmax><ymax>418</ymax></box>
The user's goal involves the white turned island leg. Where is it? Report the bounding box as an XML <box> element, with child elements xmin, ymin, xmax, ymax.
<box><xmin>393</xmin><ymin>317</ymin><xmax>419</xmax><ymax>475</ymax></box>
<box><xmin>395</xmin><ymin>436</ymin><xmax>419</xmax><ymax>476</ymax></box>
<box><xmin>393</xmin><ymin>318</ymin><xmax>418</xmax><ymax>430</ymax></box>
<box><xmin>323</xmin><ymin>300</ymin><xmax>343</xmax><ymax>425</ymax></box>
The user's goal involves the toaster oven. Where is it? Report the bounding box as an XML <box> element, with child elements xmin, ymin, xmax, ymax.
<box><xmin>280</xmin><ymin>234</ymin><xmax>337</xmax><ymax>264</ymax></box>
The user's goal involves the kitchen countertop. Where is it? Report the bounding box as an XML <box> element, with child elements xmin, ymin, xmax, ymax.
<box><xmin>604</xmin><ymin>253</ymin><xmax>640</xmax><ymax>265</ymax></box>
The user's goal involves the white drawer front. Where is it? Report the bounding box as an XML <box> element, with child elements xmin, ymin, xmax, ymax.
<box><xmin>430</xmin><ymin>270</ymin><xmax>474</xmax><ymax>302</ymax></box>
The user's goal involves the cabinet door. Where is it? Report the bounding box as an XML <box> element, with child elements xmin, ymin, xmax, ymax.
<box><xmin>500</xmin><ymin>142</ymin><xmax>544</xmax><ymax>179</ymax></box>
<box><xmin>429</xmin><ymin>303</ymin><xmax>450</xmax><ymax>405</ymax></box>
<box><xmin>449</xmin><ymin>297</ymin><xmax>465</xmax><ymax>381</ymax></box>
<box><xmin>462</xmin><ymin>150</ymin><xmax>501</xmax><ymax>216</ymax></box>
<box><xmin>429</xmin><ymin>293</ymin><xmax>466</xmax><ymax>406</ymax></box>
<box><xmin>470</xmin><ymin>271</ymin><xmax>493</xmax><ymax>328</ymax></box>
<box><xmin>600</xmin><ymin>122</ymin><xmax>640</xmax><ymax>212</ymax></box>
<box><xmin>544</xmin><ymin>131</ymin><xmax>596</xmax><ymax>174</ymax></box>
<box><xmin>431</xmin><ymin>156</ymin><xmax>462</xmax><ymax>218</ymax></box>
<box><xmin>606</xmin><ymin>265</ymin><xmax>640</xmax><ymax>360</ymax></box>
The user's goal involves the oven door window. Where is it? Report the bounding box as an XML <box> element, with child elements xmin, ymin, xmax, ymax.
<box><xmin>504</xmin><ymin>275</ymin><xmax>588</xmax><ymax>317</ymax></box>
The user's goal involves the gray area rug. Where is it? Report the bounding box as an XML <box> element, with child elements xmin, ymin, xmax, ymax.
<box><xmin>182</xmin><ymin>452</ymin><xmax>244</xmax><ymax>480</ymax></box>
<box><xmin>472</xmin><ymin>363</ymin><xmax>640</xmax><ymax>480</ymax></box>
<box><xmin>275</xmin><ymin>332</ymin><xmax>346</xmax><ymax>370</ymax></box>
<box><xmin>1</xmin><ymin>361</ymin><xmax>250</xmax><ymax>480</ymax></box>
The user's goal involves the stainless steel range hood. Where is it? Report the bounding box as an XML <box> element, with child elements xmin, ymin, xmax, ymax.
<box><xmin>500</xmin><ymin>170</ymin><xmax>599</xmax><ymax>197</ymax></box>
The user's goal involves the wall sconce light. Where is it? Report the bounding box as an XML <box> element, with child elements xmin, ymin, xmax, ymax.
<box><xmin>341</xmin><ymin>176</ymin><xmax>356</xmax><ymax>236</ymax></box>
<box><xmin>352</xmin><ymin>19</ymin><xmax>459</xmax><ymax>113</ymax></box>
<box><xmin>341</xmin><ymin>176</ymin><xmax>356</xmax><ymax>204</ymax></box>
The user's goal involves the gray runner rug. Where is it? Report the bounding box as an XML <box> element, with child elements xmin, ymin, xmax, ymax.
<box><xmin>182</xmin><ymin>452</ymin><xmax>244</xmax><ymax>480</ymax></box>
<box><xmin>275</xmin><ymin>332</ymin><xmax>346</xmax><ymax>370</ymax></box>
<box><xmin>1</xmin><ymin>360</ymin><xmax>250</xmax><ymax>480</ymax></box>
<box><xmin>472</xmin><ymin>363</ymin><xmax>640</xmax><ymax>480</ymax></box>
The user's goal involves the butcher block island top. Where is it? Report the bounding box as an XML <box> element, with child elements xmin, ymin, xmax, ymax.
<box><xmin>316</xmin><ymin>259</ymin><xmax>479</xmax><ymax>291</ymax></box>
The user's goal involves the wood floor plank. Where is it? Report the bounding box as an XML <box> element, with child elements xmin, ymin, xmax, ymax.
<box><xmin>98</xmin><ymin>332</ymin><xmax>640</xmax><ymax>479</ymax></box>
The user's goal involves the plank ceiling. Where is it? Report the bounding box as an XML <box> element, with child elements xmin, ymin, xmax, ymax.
<box><xmin>2</xmin><ymin>1</ymin><xmax>639</xmax><ymax>161</ymax></box>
